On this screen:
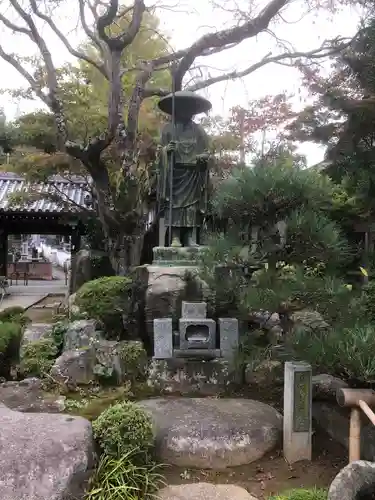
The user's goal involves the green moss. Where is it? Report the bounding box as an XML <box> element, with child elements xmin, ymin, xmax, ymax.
<box><xmin>120</xmin><ymin>341</ymin><xmax>148</xmax><ymax>381</ymax></box>
<box><xmin>20</xmin><ymin>338</ymin><xmax>58</xmax><ymax>378</ymax></box>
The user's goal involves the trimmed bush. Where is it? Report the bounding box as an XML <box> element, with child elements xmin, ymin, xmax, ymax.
<box><xmin>269</xmin><ymin>488</ymin><xmax>328</xmax><ymax>500</ymax></box>
<box><xmin>93</xmin><ymin>401</ymin><xmax>154</xmax><ymax>459</ymax></box>
<box><xmin>20</xmin><ymin>338</ymin><xmax>58</xmax><ymax>378</ymax></box>
<box><xmin>0</xmin><ymin>321</ymin><xmax>22</xmax><ymax>379</ymax></box>
<box><xmin>85</xmin><ymin>449</ymin><xmax>165</xmax><ymax>500</ymax></box>
<box><xmin>120</xmin><ymin>341</ymin><xmax>148</xmax><ymax>381</ymax></box>
<box><xmin>0</xmin><ymin>306</ymin><xmax>29</xmax><ymax>326</ymax></box>
<box><xmin>75</xmin><ymin>276</ymin><xmax>132</xmax><ymax>338</ymax></box>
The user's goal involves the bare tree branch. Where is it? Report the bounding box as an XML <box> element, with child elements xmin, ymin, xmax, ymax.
<box><xmin>187</xmin><ymin>39</ymin><xmax>356</xmax><ymax>92</ymax></box>
<box><xmin>29</xmin><ymin>0</ymin><xmax>107</xmax><ymax>78</ymax></box>
<box><xmin>78</xmin><ymin>0</ymin><xmax>105</xmax><ymax>57</ymax></box>
<box><xmin>173</xmin><ymin>0</ymin><xmax>289</xmax><ymax>89</ymax></box>
<box><xmin>0</xmin><ymin>45</ymin><xmax>47</xmax><ymax>104</ymax></box>
<box><xmin>97</xmin><ymin>0</ymin><xmax>145</xmax><ymax>51</ymax></box>
<box><xmin>0</xmin><ymin>11</ymin><xmax>30</xmax><ymax>35</ymax></box>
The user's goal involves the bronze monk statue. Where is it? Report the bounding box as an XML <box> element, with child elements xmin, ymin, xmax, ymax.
<box><xmin>156</xmin><ymin>90</ymin><xmax>212</xmax><ymax>247</ymax></box>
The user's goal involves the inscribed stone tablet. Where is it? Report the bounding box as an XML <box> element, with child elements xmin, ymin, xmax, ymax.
<box><xmin>293</xmin><ymin>370</ymin><xmax>311</xmax><ymax>432</ymax></box>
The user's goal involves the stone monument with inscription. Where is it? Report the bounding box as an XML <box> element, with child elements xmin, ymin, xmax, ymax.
<box><xmin>283</xmin><ymin>361</ymin><xmax>312</xmax><ymax>463</ymax></box>
<box><xmin>148</xmin><ymin>301</ymin><xmax>240</xmax><ymax>395</ymax></box>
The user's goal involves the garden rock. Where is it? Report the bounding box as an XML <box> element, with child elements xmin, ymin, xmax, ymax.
<box><xmin>158</xmin><ymin>483</ymin><xmax>257</xmax><ymax>500</ymax></box>
<box><xmin>290</xmin><ymin>309</ymin><xmax>329</xmax><ymax>333</ymax></box>
<box><xmin>94</xmin><ymin>340</ymin><xmax>124</xmax><ymax>382</ymax></box>
<box><xmin>328</xmin><ymin>460</ymin><xmax>375</xmax><ymax>500</ymax></box>
<box><xmin>0</xmin><ymin>378</ymin><xmax>65</xmax><ymax>413</ymax></box>
<box><xmin>139</xmin><ymin>397</ymin><xmax>282</xmax><ymax>468</ymax></box>
<box><xmin>313</xmin><ymin>401</ymin><xmax>375</xmax><ymax>460</ymax></box>
<box><xmin>67</xmin><ymin>292</ymin><xmax>80</xmax><ymax>315</ymax></box>
<box><xmin>0</xmin><ymin>402</ymin><xmax>94</xmax><ymax>500</ymax></box>
<box><xmin>63</xmin><ymin>319</ymin><xmax>101</xmax><ymax>351</ymax></box>
<box><xmin>51</xmin><ymin>348</ymin><xmax>96</xmax><ymax>387</ymax></box>
<box><xmin>144</xmin><ymin>266</ymin><xmax>207</xmax><ymax>341</ymax></box>
<box><xmin>22</xmin><ymin>323</ymin><xmax>52</xmax><ymax>345</ymax></box>
<box><xmin>312</xmin><ymin>374</ymin><xmax>348</xmax><ymax>401</ymax></box>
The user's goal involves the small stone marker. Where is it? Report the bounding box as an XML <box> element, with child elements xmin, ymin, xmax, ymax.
<box><xmin>283</xmin><ymin>361</ymin><xmax>312</xmax><ymax>463</ymax></box>
<box><xmin>153</xmin><ymin>318</ymin><xmax>173</xmax><ymax>359</ymax></box>
<box><xmin>181</xmin><ymin>301</ymin><xmax>207</xmax><ymax>319</ymax></box>
<box><xmin>219</xmin><ymin>318</ymin><xmax>239</xmax><ymax>362</ymax></box>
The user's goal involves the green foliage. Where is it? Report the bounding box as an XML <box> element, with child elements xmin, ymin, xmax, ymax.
<box><xmin>268</xmin><ymin>488</ymin><xmax>328</xmax><ymax>500</ymax></box>
<box><xmin>92</xmin><ymin>401</ymin><xmax>154</xmax><ymax>459</ymax></box>
<box><xmin>120</xmin><ymin>342</ymin><xmax>148</xmax><ymax>382</ymax></box>
<box><xmin>292</xmin><ymin>323</ymin><xmax>375</xmax><ymax>384</ymax></box>
<box><xmin>0</xmin><ymin>322</ymin><xmax>22</xmax><ymax>379</ymax></box>
<box><xmin>0</xmin><ymin>306</ymin><xmax>29</xmax><ymax>326</ymax></box>
<box><xmin>213</xmin><ymin>162</ymin><xmax>332</xmax><ymax>225</ymax></box>
<box><xmin>85</xmin><ymin>449</ymin><xmax>165</xmax><ymax>500</ymax></box>
<box><xmin>20</xmin><ymin>338</ymin><xmax>58</xmax><ymax>378</ymax></box>
<box><xmin>75</xmin><ymin>276</ymin><xmax>133</xmax><ymax>338</ymax></box>
<box><xmin>51</xmin><ymin>321</ymin><xmax>68</xmax><ymax>355</ymax></box>
<box><xmin>243</xmin><ymin>265</ymin><xmax>356</xmax><ymax>324</ymax></box>
<box><xmin>211</xmin><ymin>161</ymin><xmax>351</xmax><ymax>270</ymax></box>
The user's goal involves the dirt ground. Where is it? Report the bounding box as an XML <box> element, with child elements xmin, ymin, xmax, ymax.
<box><xmin>163</xmin><ymin>429</ymin><xmax>346</xmax><ymax>497</ymax></box>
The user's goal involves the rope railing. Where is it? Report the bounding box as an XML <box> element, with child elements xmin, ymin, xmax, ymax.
<box><xmin>336</xmin><ymin>388</ymin><xmax>375</xmax><ymax>462</ymax></box>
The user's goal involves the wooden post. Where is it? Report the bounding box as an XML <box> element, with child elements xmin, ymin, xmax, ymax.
<box><xmin>349</xmin><ymin>408</ymin><xmax>361</xmax><ymax>462</ymax></box>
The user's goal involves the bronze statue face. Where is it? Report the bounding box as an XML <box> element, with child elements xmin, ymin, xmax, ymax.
<box><xmin>174</xmin><ymin>110</ymin><xmax>194</xmax><ymax>123</ymax></box>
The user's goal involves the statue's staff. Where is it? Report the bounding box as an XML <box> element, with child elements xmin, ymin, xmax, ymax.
<box><xmin>168</xmin><ymin>64</ymin><xmax>177</xmax><ymax>246</ymax></box>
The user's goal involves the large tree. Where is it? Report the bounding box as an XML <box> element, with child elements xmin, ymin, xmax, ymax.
<box><xmin>0</xmin><ymin>0</ymin><xmax>359</xmax><ymax>271</ymax></box>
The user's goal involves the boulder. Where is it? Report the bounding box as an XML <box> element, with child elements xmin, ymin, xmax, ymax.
<box><xmin>313</xmin><ymin>401</ymin><xmax>375</xmax><ymax>461</ymax></box>
<box><xmin>51</xmin><ymin>348</ymin><xmax>96</xmax><ymax>387</ymax></box>
<box><xmin>328</xmin><ymin>461</ymin><xmax>375</xmax><ymax>500</ymax></box>
<box><xmin>312</xmin><ymin>374</ymin><xmax>348</xmax><ymax>401</ymax></box>
<box><xmin>144</xmin><ymin>265</ymin><xmax>207</xmax><ymax>342</ymax></box>
<box><xmin>290</xmin><ymin>310</ymin><xmax>329</xmax><ymax>333</ymax></box>
<box><xmin>0</xmin><ymin>402</ymin><xmax>94</xmax><ymax>500</ymax></box>
<box><xmin>70</xmin><ymin>249</ymin><xmax>115</xmax><ymax>293</ymax></box>
<box><xmin>22</xmin><ymin>324</ymin><xmax>52</xmax><ymax>345</ymax></box>
<box><xmin>63</xmin><ymin>319</ymin><xmax>101</xmax><ymax>351</ymax></box>
<box><xmin>0</xmin><ymin>378</ymin><xmax>65</xmax><ymax>413</ymax></box>
<box><xmin>158</xmin><ymin>483</ymin><xmax>257</xmax><ymax>500</ymax></box>
<box><xmin>139</xmin><ymin>397</ymin><xmax>282</xmax><ymax>468</ymax></box>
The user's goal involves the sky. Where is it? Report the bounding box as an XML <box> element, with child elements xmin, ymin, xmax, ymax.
<box><xmin>0</xmin><ymin>0</ymin><xmax>362</xmax><ymax>166</ymax></box>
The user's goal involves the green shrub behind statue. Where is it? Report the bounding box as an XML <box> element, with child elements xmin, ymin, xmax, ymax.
<box><xmin>75</xmin><ymin>276</ymin><xmax>133</xmax><ymax>339</ymax></box>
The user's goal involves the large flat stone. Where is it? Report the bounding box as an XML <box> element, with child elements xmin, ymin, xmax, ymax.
<box><xmin>0</xmin><ymin>403</ymin><xmax>94</xmax><ymax>500</ymax></box>
<box><xmin>139</xmin><ymin>397</ymin><xmax>282</xmax><ymax>469</ymax></box>
<box><xmin>158</xmin><ymin>483</ymin><xmax>257</xmax><ymax>500</ymax></box>
<box><xmin>0</xmin><ymin>378</ymin><xmax>65</xmax><ymax>413</ymax></box>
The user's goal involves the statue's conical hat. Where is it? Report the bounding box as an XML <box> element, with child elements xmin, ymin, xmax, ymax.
<box><xmin>158</xmin><ymin>90</ymin><xmax>212</xmax><ymax>116</ymax></box>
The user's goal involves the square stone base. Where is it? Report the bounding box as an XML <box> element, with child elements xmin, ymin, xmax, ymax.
<box><xmin>147</xmin><ymin>358</ymin><xmax>240</xmax><ymax>396</ymax></box>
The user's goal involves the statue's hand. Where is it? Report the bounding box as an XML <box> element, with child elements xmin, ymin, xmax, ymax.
<box><xmin>196</xmin><ymin>152</ymin><xmax>210</xmax><ymax>163</ymax></box>
<box><xmin>167</xmin><ymin>140</ymin><xmax>177</xmax><ymax>153</ymax></box>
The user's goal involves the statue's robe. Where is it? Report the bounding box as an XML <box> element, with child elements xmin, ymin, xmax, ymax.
<box><xmin>157</xmin><ymin>120</ymin><xmax>209</xmax><ymax>228</ymax></box>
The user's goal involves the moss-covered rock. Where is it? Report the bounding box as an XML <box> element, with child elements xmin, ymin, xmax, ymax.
<box><xmin>20</xmin><ymin>338</ymin><xmax>57</xmax><ymax>378</ymax></box>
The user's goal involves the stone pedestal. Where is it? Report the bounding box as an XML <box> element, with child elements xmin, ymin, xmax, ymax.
<box><xmin>147</xmin><ymin>358</ymin><xmax>239</xmax><ymax>395</ymax></box>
